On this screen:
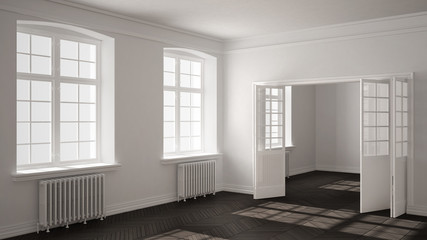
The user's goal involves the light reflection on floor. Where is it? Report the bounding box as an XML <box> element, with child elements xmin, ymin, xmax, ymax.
<box><xmin>146</xmin><ymin>229</ymin><xmax>227</xmax><ymax>240</ymax></box>
<box><xmin>319</xmin><ymin>180</ymin><xmax>360</xmax><ymax>192</ymax></box>
<box><xmin>233</xmin><ymin>201</ymin><xmax>422</xmax><ymax>239</ymax></box>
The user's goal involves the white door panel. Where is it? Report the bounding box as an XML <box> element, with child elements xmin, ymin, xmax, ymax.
<box><xmin>254</xmin><ymin>86</ymin><xmax>286</xmax><ymax>200</ymax></box>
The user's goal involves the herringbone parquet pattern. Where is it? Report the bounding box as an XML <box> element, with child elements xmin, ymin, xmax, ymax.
<box><xmin>6</xmin><ymin>171</ymin><xmax>427</xmax><ymax>240</ymax></box>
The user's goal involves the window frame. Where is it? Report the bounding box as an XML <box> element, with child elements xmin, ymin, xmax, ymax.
<box><xmin>163</xmin><ymin>52</ymin><xmax>205</xmax><ymax>156</ymax></box>
<box><xmin>16</xmin><ymin>26</ymin><xmax>102</xmax><ymax>171</ymax></box>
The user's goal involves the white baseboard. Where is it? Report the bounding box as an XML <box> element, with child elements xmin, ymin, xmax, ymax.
<box><xmin>289</xmin><ymin>165</ymin><xmax>316</xmax><ymax>176</ymax></box>
<box><xmin>222</xmin><ymin>184</ymin><xmax>253</xmax><ymax>195</ymax></box>
<box><xmin>407</xmin><ymin>204</ymin><xmax>427</xmax><ymax>217</ymax></box>
<box><xmin>0</xmin><ymin>220</ymin><xmax>37</xmax><ymax>239</ymax></box>
<box><xmin>106</xmin><ymin>193</ymin><xmax>177</xmax><ymax>216</ymax></box>
<box><xmin>315</xmin><ymin>164</ymin><xmax>360</xmax><ymax>174</ymax></box>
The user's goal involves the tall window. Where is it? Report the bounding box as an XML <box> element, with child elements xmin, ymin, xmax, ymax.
<box><xmin>163</xmin><ymin>54</ymin><xmax>203</xmax><ymax>154</ymax></box>
<box><xmin>16</xmin><ymin>29</ymin><xmax>99</xmax><ymax>168</ymax></box>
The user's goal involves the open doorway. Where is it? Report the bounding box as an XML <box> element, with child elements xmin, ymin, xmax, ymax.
<box><xmin>252</xmin><ymin>73</ymin><xmax>413</xmax><ymax>218</ymax></box>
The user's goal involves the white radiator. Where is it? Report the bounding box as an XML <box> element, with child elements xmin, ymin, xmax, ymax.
<box><xmin>178</xmin><ymin>160</ymin><xmax>216</xmax><ymax>202</ymax></box>
<box><xmin>38</xmin><ymin>174</ymin><xmax>105</xmax><ymax>233</ymax></box>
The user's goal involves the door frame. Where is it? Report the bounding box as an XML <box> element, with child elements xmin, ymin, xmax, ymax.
<box><xmin>252</xmin><ymin>72</ymin><xmax>414</xmax><ymax>215</ymax></box>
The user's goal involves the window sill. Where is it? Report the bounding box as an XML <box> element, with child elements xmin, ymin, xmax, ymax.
<box><xmin>161</xmin><ymin>153</ymin><xmax>222</xmax><ymax>165</ymax></box>
<box><xmin>12</xmin><ymin>163</ymin><xmax>121</xmax><ymax>182</ymax></box>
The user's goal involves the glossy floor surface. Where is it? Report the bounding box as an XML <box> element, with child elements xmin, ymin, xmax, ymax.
<box><xmin>7</xmin><ymin>171</ymin><xmax>427</xmax><ymax>239</ymax></box>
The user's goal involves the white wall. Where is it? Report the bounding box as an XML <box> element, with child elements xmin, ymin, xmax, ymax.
<box><xmin>315</xmin><ymin>83</ymin><xmax>360</xmax><ymax>173</ymax></box>
<box><xmin>0</xmin><ymin>2</ymin><xmax>224</xmax><ymax>238</ymax></box>
<box><xmin>223</xmin><ymin>20</ymin><xmax>427</xmax><ymax>215</ymax></box>
<box><xmin>288</xmin><ymin>86</ymin><xmax>316</xmax><ymax>176</ymax></box>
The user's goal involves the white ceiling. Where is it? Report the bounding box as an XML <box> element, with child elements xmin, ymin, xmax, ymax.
<box><xmin>63</xmin><ymin>0</ymin><xmax>427</xmax><ymax>40</ymax></box>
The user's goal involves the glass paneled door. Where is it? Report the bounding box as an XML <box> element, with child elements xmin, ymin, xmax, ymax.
<box><xmin>360</xmin><ymin>79</ymin><xmax>391</xmax><ymax>213</ymax></box>
<box><xmin>254</xmin><ymin>85</ymin><xmax>286</xmax><ymax>199</ymax></box>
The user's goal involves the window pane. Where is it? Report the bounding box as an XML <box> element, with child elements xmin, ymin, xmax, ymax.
<box><xmin>363</xmin><ymin>142</ymin><xmax>376</xmax><ymax>156</ymax></box>
<box><xmin>180</xmin><ymin>60</ymin><xmax>191</xmax><ymax>74</ymax></box>
<box><xmin>180</xmin><ymin>74</ymin><xmax>191</xmax><ymax>88</ymax></box>
<box><xmin>31</xmin><ymin>81</ymin><xmax>51</xmax><ymax>101</ymax></box>
<box><xmin>363</xmin><ymin>127</ymin><xmax>376</xmax><ymax>141</ymax></box>
<box><xmin>164</xmin><ymin>91</ymin><xmax>175</xmax><ymax>106</ymax></box>
<box><xmin>164</xmin><ymin>107</ymin><xmax>175</xmax><ymax>121</ymax></box>
<box><xmin>191</xmin><ymin>93</ymin><xmax>201</xmax><ymax>107</ymax></box>
<box><xmin>31</xmin><ymin>144</ymin><xmax>51</xmax><ymax>163</ymax></box>
<box><xmin>377</xmin><ymin>127</ymin><xmax>389</xmax><ymax>141</ymax></box>
<box><xmin>17</xmin><ymin>32</ymin><xmax>30</xmax><ymax>53</ymax></box>
<box><xmin>396</xmin><ymin>97</ymin><xmax>402</xmax><ymax>111</ymax></box>
<box><xmin>61</xmin><ymin>103</ymin><xmax>78</xmax><ymax>121</ymax></box>
<box><xmin>180</xmin><ymin>92</ymin><xmax>191</xmax><ymax>106</ymax></box>
<box><xmin>403</xmin><ymin>143</ymin><xmax>408</xmax><ymax>156</ymax></box>
<box><xmin>402</xmin><ymin>82</ymin><xmax>408</xmax><ymax>97</ymax></box>
<box><xmin>180</xmin><ymin>122</ymin><xmax>191</xmax><ymax>137</ymax></box>
<box><xmin>191</xmin><ymin>137</ymin><xmax>201</xmax><ymax>150</ymax></box>
<box><xmin>164</xmin><ymin>138</ymin><xmax>175</xmax><ymax>153</ymax></box>
<box><xmin>396</xmin><ymin>112</ymin><xmax>402</xmax><ymax>127</ymax></box>
<box><xmin>61</xmin><ymin>59</ymin><xmax>78</xmax><ymax>77</ymax></box>
<box><xmin>376</xmin><ymin>83</ymin><xmax>389</xmax><ymax>98</ymax></box>
<box><xmin>17</xmin><ymin>145</ymin><xmax>30</xmax><ymax>165</ymax></box>
<box><xmin>31</xmin><ymin>123</ymin><xmax>51</xmax><ymax>143</ymax></box>
<box><xmin>60</xmin><ymin>40</ymin><xmax>78</xmax><ymax>59</ymax></box>
<box><xmin>31</xmin><ymin>35</ymin><xmax>51</xmax><ymax>56</ymax></box>
<box><xmin>403</xmin><ymin>127</ymin><xmax>408</xmax><ymax>141</ymax></box>
<box><xmin>396</xmin><ymin>81</ymin><xmax>402</xmax><ymax>96</ymax></box>
<box><xmin>17</xmin><ymin>54</ymin><xmax>30</xmax><ymax>73</ymax></box>
<box><xmin>403</xmin><ymin>98</ymin><xmax>408</xmax><ymax>112</ymax></box>
<box><xmin>191</xmin><ymin>76</ymin><xmax>201</xmax><ymax>89</ymax></box>
<box><xmin>17</xmin><ymin>80</ymin><xmax>30</xmax><ymax>100</ymax></box>
<box><xmin>61</xmin><ymin>83</ymin><xmax>78</xmax><ymax>102</ymax></box>
<box><xmin>377</xmin><ymin>99</ymin><xmax>389</xmax><ymax>112</ymax></box>
<box><xmin>164</xmin><ymin>72</ymin><xmax>175</xmax><ymax>86</ymax></box>
<box><xmin>79</xmin><ymin>104</ymin><xmax>96</xmax><ymax>121</ymax></box>
<box><xmin>61</xmin><ymin>142</ymin><xmax>78</xmax><ymax>161</ymax></box>
<box><xmin>79</xmin><ymin>61</ymin><xmax>96</xmax><ymax>79</ymax></box>
<box><xmin>363</xmin><ymin>83</ymin><xmax>376</xmax><ymax>97</ymax></box>
<box><xmin>403</xmin><ymin>112</ymin><xmax>408</xmax><ymax>126</ymax></box>
<box><xmin>363</xmin><ymin>113</ymin><xmax>376</xmax><ymax>126</ymax></box>
<box><xmin>79</xmin><ymin>123</ymin><xmax>96</xmax><ymax>141</ymax></box>
<box><xmin>164</xmin><ymin>122</ymin><xmax>175</xmax><ymax>138</ymax></box>
<box><xmin>191</xmin><ymin>122</ymin><xmax>201</xmax><ymax>136</ymax></box>
<box><xmin>79</xmin><ymin>85</ymin><xmax>96</xmax><ymax>103</ymax></box>
<box><xmin>180</xmin><ymin>107</ymin><xmax>191</xmax><ymax>121</ymax></box>
<box><xmin>377</xmin><ymin>141</ymin><xmax>389</xmax><ymax>156</ymax></box>
<box><xmin>17</xmin><ymin>102</ymin><xmax>30</xmax><ymax>121</ymax></box>
<box><xmin>79</xmin><ymin>43</ymin><xmax>96</xmax><ymax>62</ymax></box>
<box><xmin>191</xmin><ymin>108</ymin><xmax>201</xmax><ymax>121</ymax></box>
<box><xmin>396</xmin><ymin>127</ymin><xmax>402</xmax><ymax>142</ymax></box>
<box><xmin>396</xmin><ymin>142</ymin><xmax>402</xmax><ymax>158</ymax></box>
<box><xmin>31</xmin><ymin>56</ymin><xmax>51</xmax><ymax>75</ymax></box>
<box><xmin>31</xmin><ymin>102</ymin><xmax>51</xmax><ymax>121</ymax></box>
<box><xmin>377</xmin><ymin>113</ymin><xmax>389</xmax><ymax>126</ymax></box>
<box><xmin>79</xmin><ymin>142</ymin><xmax>96</xmax><ymax>159</ymax></box>
<box><xmin>363</xmin><ymin>98</ymin><xmax>376</xmax><ymax>112</ymax></box>
<box><xmin>61</xmin><ymin>123</ymin><xmax>78</xmax><ymax>142</ymax></box>
<box><xmin>191</xmin><ymin>61</ymin><xmax>201</xmax><ymax>75</ymax></box>
<box><xmin>164</xmin><ymin>57</ymin><xmax>175</xmax><ymax>72</ymax></box>
<box><xmin>17</xmin><ymin>123</ymin><xmax>30</xmax><ymax>144</ymax></box>
<box><xmin>180</xmin><ymin>137</ymin><xmax>191</xmax><ymax>151</ymax></box>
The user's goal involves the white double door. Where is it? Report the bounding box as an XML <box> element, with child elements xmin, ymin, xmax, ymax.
<box><xmin>360</xmin><ymin>77</ymin><xmax>411</xmax><ymax>218</ymax></box>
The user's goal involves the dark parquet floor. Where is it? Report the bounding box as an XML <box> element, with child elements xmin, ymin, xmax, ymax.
<box><xmin>6</xmin><ymin>171</ymin><xmax>427</xmax><ymax>240</ymax></box>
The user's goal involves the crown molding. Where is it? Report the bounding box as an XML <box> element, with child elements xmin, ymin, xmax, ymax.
<box><xmin>48</xmin><ymin>0</ymin><xmax>223</xmax><ymax>43</ymax></box>
<box><xmin>0</xmin><ymin>0</ymin><xmax>223</xmax><ymax>54</ymax></box>
<box><xmin>224</xmin><ymin>11</ymin><xmax>427</xmax><ymax>53</ymax></box>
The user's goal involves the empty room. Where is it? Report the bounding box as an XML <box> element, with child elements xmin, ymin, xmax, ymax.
<box><xmin>1</xmin><ymin>1</ymin><xmax>427</xmax><ymax>239</ymax></box>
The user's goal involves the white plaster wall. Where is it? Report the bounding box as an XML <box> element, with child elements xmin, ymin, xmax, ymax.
<box><xmin>0</xmin><ymin>3</ymin><xmax>224</xmax><ymax>238</ymax></box>
<box><xmin>315</xmin><ymin>83</ymin><xmax>360</xmax><ymax>173</ymax></box>
<box><xmin>289</xmin><ymin>86</ymin><xmax>316</xmax><ymax>176</ymax></box>
<box><xmin>223</xmin><ymin>29</ymin><xmax>427</xmax><ymax>212</ymax></box>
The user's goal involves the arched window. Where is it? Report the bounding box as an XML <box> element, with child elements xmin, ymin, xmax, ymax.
<box><xmin>16</xmin><ymin>21</ymin><xmax>115</xmax><ymax>172</ymax></box>
<box><xmin>163</xmin><ymin>48</ymin><xmax>218</xmax><ymax>157</ymax></box>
